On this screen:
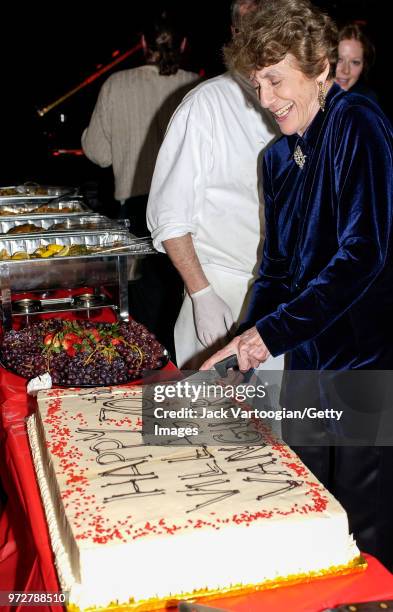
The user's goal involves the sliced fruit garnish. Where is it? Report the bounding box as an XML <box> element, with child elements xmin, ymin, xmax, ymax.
<box><xmin>55</xmin><ymin>245</ymin><xmax>70</xmax><ymax>257</ymax></box>
<box><xmin>43</xmin><ymin>333</ymin><xmax>61</xmax><ymax>348</ymax></box>
<box><xmin>87</xmin><ymin>328</ymin><xmax>101</xmax><ymax>342</ymax></box>
<box><xmin>61</xmin><ymin>332</ymin><xmax>82</xmax><ymax>350</ymax></box>
<box><xmin>33</xmin><ymin>247</ymin><xmax>46</xmax><ymax>256</ymax></box>
<box><xmin>11</xmin><ymin>251</ymin><xmax>30</xmax><ymax>260</ymax></box>
<box><xmin>46</xmin><ymin>244</ymin><xmax>64</xmax><ymax>254</ymax></box>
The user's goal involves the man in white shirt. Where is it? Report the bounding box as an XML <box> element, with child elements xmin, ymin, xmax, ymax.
<box><xmin>147</xmin><ymin>0</ymin><xmax>281</xmax><ymax>368</ymax></box>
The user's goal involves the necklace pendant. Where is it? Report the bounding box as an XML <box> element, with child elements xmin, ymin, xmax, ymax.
<box><xmin>294</xmin><ymin>145</ymin><xmax>306</xmax><ymax>169</ymax></box>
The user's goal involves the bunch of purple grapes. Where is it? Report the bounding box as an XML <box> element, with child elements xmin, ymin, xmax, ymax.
<box><xmin>0</xmin><ymin>322</ymin><xmax>51</xmax><ymax>379</ymax></box>
<box><xmin>48</xmin><ymin>351</ymin><xmax>131</xmax><ymax>386</ymax></box>
<box><xmin>0</xmin><ymin>319</ymin><xmax>166</xmax><ymax>386</ymax></box>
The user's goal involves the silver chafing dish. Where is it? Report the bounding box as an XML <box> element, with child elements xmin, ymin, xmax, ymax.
<box><xmin>0</xmin><ymin>214</ymin><xmax>129</xmax><ymax>235</ymax></box>
<box><xmin>0</xmin><ymin>183</ymin><xmax>79</xmax><ymax>202</ymax></box>
<box><xmin>0</xmin><ymin>230</ymin><xmax>157</xmax><ymax>328</ymax></box>
<box><xmin>0</xmin><ymin>197</ymin><xmax>88</xmax><ymax>217</ymax></box>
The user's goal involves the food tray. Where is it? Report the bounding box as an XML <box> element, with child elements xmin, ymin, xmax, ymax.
<box><xmin>0</xmin><ymin>351</ymin><xmax>170</xmax><ymax>387</ymax></box>
<box><xmin>0</xmin><ymin>214</ymin><xmax>128</xmax><ymax>235</ymax></box>
<box><xmin>0</xmin><ymin>198</ymin><xmax>89</xmax><ymax>217</ymax></box>
<box><xmin>0</xmin><ymin>319</ymin><xmax>169</xmax><ymax>387</ymax></box>
<box><xmin>0</xmin><ymin>231</ymin><xmax>152</xmax><ymax>259</ymax></box>
<box><xmin>0</xmin><ymin>184</ymin><xmax>79</xmax><ymax>202</ymax></box>
<box><xmin>0</xmin><ymin>234</ymin><xmax>156</xmax><ymax>291</ymax></box>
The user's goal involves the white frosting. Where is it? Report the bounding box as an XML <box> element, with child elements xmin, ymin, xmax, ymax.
<box><xmin>28</xmin><ymin>386</ymin><xmax>360</xmax><ymax>610</ymax></box>
<box><xmin>27</xmin><ymin>414</ymin><xmax>75</xmax><ymax>590</ymax></box>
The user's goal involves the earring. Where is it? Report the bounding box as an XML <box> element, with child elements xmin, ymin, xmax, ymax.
<box><xmin>318</xmin><ymin>81</ymin><xmax>327</xmax><ymax>112</ymax></box>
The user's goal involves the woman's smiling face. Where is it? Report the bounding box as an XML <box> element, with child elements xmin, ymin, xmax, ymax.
<box><xmin>251</xmin><ymin>54</ymin><xmax>328</xmax><ymax>136</ymax></box>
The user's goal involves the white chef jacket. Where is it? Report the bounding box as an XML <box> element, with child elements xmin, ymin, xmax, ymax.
<box><xmin>147</xmin><ymin>73</ymin><xmax>280</xmax><ymax>368</ymax></box>
<box><xmin>147</xmin><ymin>73</ymin><xmax>277</xmax><ymax>275</ymax></box>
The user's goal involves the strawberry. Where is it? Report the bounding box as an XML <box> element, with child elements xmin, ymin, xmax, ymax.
<box><xmin>111</xmin><ymin>338</ymin><xmax>122</xmax><ymax>346</ymax></box>
<box><xmin>87</xmin><ymin>328</ymin><xmax>101</xmax><ymax>342</ymax></box>
<box><xmin>66</xmin><ymin>346</ymin><xmax>77</xmax><ymax>357</ymax></box>
<box><xmin>62</xmin><ymin>332</ymin><xmax>82</xmax><ymax>350</ymax></box>
<box><xmin>43</xmin><ymin>333</ymin><xmax>61</xmax><ymax>348</ymax></box>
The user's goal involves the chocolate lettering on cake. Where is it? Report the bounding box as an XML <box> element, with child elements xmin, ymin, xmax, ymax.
<box><xmin>91</xmin><ymin>438</ymin><xmax>133</xmax><ymax>452</ymax></box>
<box><xmin>76</xmin><ymin>428</ymin><xmax>135</xmax><ymax>443</ymax></box>
<box><xmin>75</xmin><ymin>429</ymin><xmax>151</xmax><ymax>465</ymax></box>
<box><xmin>177</xmin><ymin>478</ymin><xmax>239</xmax><ymax>513</ymax></box>
<box><xmin>73</xmin><ymin>398</ymin><xmax>303</xmax><ymax>512</ymax></box>
<box><xmin>249</xmin><ymin>479</ymin><xmax>303</xmax><ymax>501</ymax></box>
<box><xmin>91</xmin><ymin>437</ymin><xmax>145</xmax><ymax>461</ymax></box>
<box><xmin>97</xmin><ymin>452</ymin><xmax>127</xmax><ymax>465</ymax></box>
<box><xmin>78</xmin><ymin>388</ymin><xmax>118</xmax><ymax>399</ymax></box>
<box><xmin>100</xmin><ymin>455</ymin><xmax>153</xmax><ymax>481</ymax></box>
<box><xmin>99</xmin><ymin>397</ymin><xmax>153</xmax><ymax>423</ymax></box>
<box><xmin>236</xmin><ymin>458</ymin><xmax>291</xmax><ymax>477</ymax></box>
<box><xmin>209</xmin><ymin>420</ymin><xmax>263</xmax><ymax>444</ymax></box>
<box><xmin>218</xmin><ymin>445</ymin><xmax>303</xmax><ymax>500</ymax></box>
<box><xmin>192</xmin><ymin>395</ymin><xmax>233</xmax><ymax>407</ymax></box>
<box><xmin>178</xmin><ymin>460</ymin><xmax>227</xmax><ymax>481</ymax></box>
<box><xmin>100</xmin><ymin>457</ymin><xmax>164</xmax><ymax>503</ymax></box>
<box><xmin>164</xmin><ymin>446</ymin><xmax>214</xmax><ymax>463</ymax></box>
<box><xmin>219</xmin><ymin>445</ymin><xmax>273</xmax><ymax>462</ymax></box>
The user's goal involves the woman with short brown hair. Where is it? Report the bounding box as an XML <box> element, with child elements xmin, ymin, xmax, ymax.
<box><xmin>202</xmin><ymin>0</ymin><xmax>393</xmax><ymax>569</ymax></box>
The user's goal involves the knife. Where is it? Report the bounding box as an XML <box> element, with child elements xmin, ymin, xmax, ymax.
<box><xmin>213</xmin><ymin>354</ymin><xmax>255</xmax><ymax>383</ymax></box>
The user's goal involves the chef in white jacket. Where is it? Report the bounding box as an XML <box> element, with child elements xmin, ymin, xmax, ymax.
<box><xmin>147</xmin><ymin>0</ymin><xmax>282</xmax><ymax>368</ymax></box>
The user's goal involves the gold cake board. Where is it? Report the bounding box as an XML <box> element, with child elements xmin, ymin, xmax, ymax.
<box><xmin>67</xmin><ymin>555</ymin><xmax>367</xmax><ymax>612</ymax></box>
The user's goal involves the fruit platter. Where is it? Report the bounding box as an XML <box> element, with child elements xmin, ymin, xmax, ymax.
<box><xmin>0</xmin><ymin>319</ymin><xmax>168</xmax><ymax>386</ymax></box>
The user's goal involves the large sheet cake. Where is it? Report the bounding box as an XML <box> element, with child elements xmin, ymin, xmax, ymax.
<box><xmin>27</xmin><ymin>385</ymin><xmax>361</xmax><ymax>611</ymax></box>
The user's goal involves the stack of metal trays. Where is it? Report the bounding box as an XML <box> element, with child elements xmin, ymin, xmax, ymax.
<box><xmin>0</xmin><ymin>183</ymin><xmax>91</xmax><ymax>218</ymax></box>
<box><xmin>0</xmin><ymin>184</ymin><xmax>154</xmax><ymax>292</ymax></box>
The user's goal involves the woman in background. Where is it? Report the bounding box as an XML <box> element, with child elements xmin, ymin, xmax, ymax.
<box><xmin>335</xmin><ymin>23</ymin><xmax>377</xmax><ymax>101</ymax></box>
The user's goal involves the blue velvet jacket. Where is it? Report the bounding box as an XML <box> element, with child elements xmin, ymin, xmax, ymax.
<box><xmin>241</xmin><ymin>83</ymin><xmax>393</xmax><ymax>369</ymax></box>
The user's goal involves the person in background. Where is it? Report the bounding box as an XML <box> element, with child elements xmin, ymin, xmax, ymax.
<box><xmin>201</xmin><ymin>0</ymin><xmax>393</xmax><ymax>569</ymax></box>
<box><xmin>82</xmin><ymin>12</ymin><xmax>199</xmax><ymax>357</ymax></box>
<box><xmin>335</xmin><ymin>23</ymin><xmax>378</xmax><ymax>101</ymax></box>
<box><xmin>147</xmin><ymin>0</ymin><xmax>279</xmax><ymax>368</ymax></box>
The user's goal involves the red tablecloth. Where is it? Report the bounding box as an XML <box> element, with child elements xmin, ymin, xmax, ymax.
<box><xmin>1</xmin><ymin>310</ymin><xmax>393</xmax><ymax>611</ymax></box>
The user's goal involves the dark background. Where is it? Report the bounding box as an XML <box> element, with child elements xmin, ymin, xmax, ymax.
<box><xmin>0</xmin><ymin>0</ymin><xmax>389</xmax><ymax>193</ymax></box>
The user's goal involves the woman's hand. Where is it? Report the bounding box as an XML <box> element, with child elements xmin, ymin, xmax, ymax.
<box><xmin>200</xmin><ymin>326</ymin><xmax>270</xmax><ymax>371</ymax></box>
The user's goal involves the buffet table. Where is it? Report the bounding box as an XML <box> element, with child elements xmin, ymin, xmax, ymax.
<box><xmin>1</xmin><ymin>310</ymin><xmax>393</xmax><ymax>611</ymax></box>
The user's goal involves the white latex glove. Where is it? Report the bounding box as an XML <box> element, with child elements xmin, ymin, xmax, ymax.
<box><xmin>191</xmin><ymin>285</ymin><xmax>234</xmax><ymax>348</ymax></box>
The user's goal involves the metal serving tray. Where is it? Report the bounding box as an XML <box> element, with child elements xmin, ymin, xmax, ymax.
<box><xmin>0</xmin><ymin>233</ymin><xmax>156</xmax><ymax>292</ymax></box>
<box><xmin>0</xmin><ymin>184</ymin><xmax>79</xmax><ymax>202</ymax></box>
<box><xmin>0</xmin><ymin>230</ymin><xmax>148</xmax><ymax>257</ymax></box>
<box><xmin>0</xmin><ymin>198</ymin><xmax>88</xmax><ymax>217</ymax></box>
<box><xmin>0</xmin><ymin>214</ymin><xmax>128</xmax><ymax>235</ymax></box>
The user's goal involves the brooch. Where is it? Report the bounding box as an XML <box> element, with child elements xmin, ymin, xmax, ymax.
<box><xmin>293</xmin><ymin>145</ymin><xmax>306</xmax><ymax>169</ymax></box>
